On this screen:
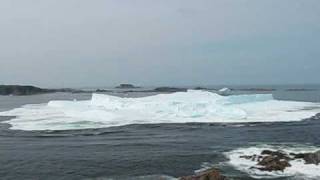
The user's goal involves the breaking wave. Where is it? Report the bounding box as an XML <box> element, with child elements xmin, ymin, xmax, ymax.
<box><xmin>0</xmin><ymin>90</ymin><xmax>319</xmax><ymax>131</ymax></box>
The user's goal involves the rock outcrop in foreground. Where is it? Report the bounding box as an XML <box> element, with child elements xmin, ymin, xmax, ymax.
<box><xmin>179</xmin><ymin>168</ymin><xmax>228</xmax><ymax>180</ymax></box>
<box><xmin>240</xmin><ymin>150</ymin><xmax>320</xmax><ymax>172</ymax></box>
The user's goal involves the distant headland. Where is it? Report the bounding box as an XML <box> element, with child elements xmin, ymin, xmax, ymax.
<box><xmin>0</xmin><ymin>85</ymin><xmax>53</xmax><ymax>96</ymax></box>
<box><xmin>0</xmin><ymin>84</ymin><xmax>316</xmax><ymax>96</ymax></box>
<box><xmin>0</xmin><ymin>84</ymin><xmax>191</xmax><ymax>96</ymax></box>
<box><xmin>0</xmin><ymin>85</ymin><xmax>84</xmax><ymax>96</ymax></box>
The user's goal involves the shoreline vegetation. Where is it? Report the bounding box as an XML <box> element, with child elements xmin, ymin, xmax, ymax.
<box><xmin>0</xmin><ymin>84</ymin><xmax>317</xmax><ymax>96</ymax></box>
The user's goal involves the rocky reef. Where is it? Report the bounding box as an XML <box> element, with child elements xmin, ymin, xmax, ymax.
<box><xmin>240</xmin><ymin>149</ymin><xmax>320</xmax><ymax>172</ymax></box>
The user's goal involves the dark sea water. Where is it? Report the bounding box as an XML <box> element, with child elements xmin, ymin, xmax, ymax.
<box><xmin>1</xmin><ymin>85</ymin><xmax>320</xmax><ymax>180</ymax></box>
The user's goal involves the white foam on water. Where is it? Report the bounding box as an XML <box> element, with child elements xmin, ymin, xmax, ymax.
<box><xmin>0</xmin><ymin>90</ymin><xmax>319</xmax><ymax>131</ymax></box>
<box><xmin>225</xmin><ymin>144</ymin><xmax>320</xmax><ymax>179</ymax></box>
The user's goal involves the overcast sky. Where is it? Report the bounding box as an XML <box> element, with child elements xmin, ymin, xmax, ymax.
<box><xmin>0</xmin><ymin>0</ymin><xmax>319</xmax><ymax>88</ymax></box>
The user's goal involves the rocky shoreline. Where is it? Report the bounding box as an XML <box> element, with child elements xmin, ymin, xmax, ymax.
<box><xmin>240</xmin><ymin>149</ymin><xmax>320</xmax><ymax>172</ymax></box>
<box><xmin>179</xmin><ymin>148</ymin><xmax>320</xmax><ymax>179</ymax></box>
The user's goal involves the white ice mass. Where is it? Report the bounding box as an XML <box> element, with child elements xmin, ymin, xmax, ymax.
<box><xmin>0</xmin><ymin>90</ymin><xmax>319</xmax><ymax>131</ymax></box>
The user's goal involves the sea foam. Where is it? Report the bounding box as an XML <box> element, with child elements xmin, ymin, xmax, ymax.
<box><xmin>0</xmin><ymin>90</ymin><xmax>319</xmax><ymax>131</ymax></box>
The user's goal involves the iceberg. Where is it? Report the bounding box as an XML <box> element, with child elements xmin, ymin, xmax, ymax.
<box><xmin>0</xmin><ymin>90</ymin><xmax>319</xmax><ymax>131</ymax></box>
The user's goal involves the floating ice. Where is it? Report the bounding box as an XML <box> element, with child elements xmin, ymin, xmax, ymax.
<box><xmin>225</xmin><ymin>144</ymin><xmax>320</xmax><ymax>179</ymax></box>
<box><xmin>0</xmin><ymin>90</ymin><xmax>319</xmax><ymax>131</ymax></box>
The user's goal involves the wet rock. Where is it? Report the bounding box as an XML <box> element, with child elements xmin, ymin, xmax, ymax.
<box><xmin>261</xmin><ymin>150</ymin><xmax>274</xmax><ymax>155</ymax></box>
<box><xmin>261</xmin><ymin>150</ymin><xmax>291</xmax><ymax>160</ymax></box>
<box><xmin>240</xmin><ymin>150</ymin><xmax>292</xmax><ymax>172</ymax></box>
<box><xmin>257</xmin><ymin>155</ymin><xmax>291</xmax><ymax>172</ymax></box>
<box><xmin>179</xmin><ymin>168</ymin><xmax>228</xmax><ymax>180</ymax></box>
<box><xmin>292</xmin><ymin>151</ymin><xmax>320</xmax><ymax>165</ymax></box>
<box><xmin>303</xmin><ymin>151</ymin><xmax>320</xmax><ymax>165</ymax></box>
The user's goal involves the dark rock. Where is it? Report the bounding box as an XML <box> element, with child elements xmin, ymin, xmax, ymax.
<box><xmin>240</xmin><ymin>150</ymin><xmax>292</xmax><ymax>172</ymax></box>
<box><xmin>292</xmin><ymin>151</ymin><xmax>320</xmax><ymax>165</ymax></box>
<box><xmin>303</xmin><ymin>151</ymin><xmax>320</xmax><ymax>165</ymax></box>
<box><xmin>179</xmin><ymin>168</ymin><xmax>228</xmax><ymax>180</ymax></box>
<box><xmin>247</xmin><ymin>150</ymin><xmax>290</xmax><ymax>160</ymax></box>
<box><xmin>154</xmin><ymin>87</ymin><xmax>187</xmax><ymax>92</ymax></box>
<box><xmin>116</xmin><ymin>84</ymin><xmax>139</xmax><ymax>89</ymax></box>
<box><xmin>257</xmin><ymin>155</ymin><xmax>291</xmax><ymax>172</ymax></box>
<box><xmin>258</xmin><ymin>156</ymin><xmax>291</xmax><ymax>172</ymax></box>
<box><xmin>262</xmin><ymin>150</ymin><xmax>291</xmax><ymax>160</ymax></box>
<box><xmin>290</xmin><ymin>153</ymin><xmax>306</xmax><ymax>159</ymax></box>
<box><xmin>312</xmin><ymin>113</ymin><xmax>320</xmax><ymax>120</ymax></box>
<box><xmin>261</xmin><ymin>150</ymin><xmax>274</xmax><ymax>155</ymax></box>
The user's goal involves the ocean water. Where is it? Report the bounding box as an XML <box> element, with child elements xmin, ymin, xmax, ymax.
<box><xmin>0</xmin><ymin>85</ymin><xmax>320</xmax><ymax>180</ymax></box>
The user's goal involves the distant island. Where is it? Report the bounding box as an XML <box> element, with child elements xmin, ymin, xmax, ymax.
<box><xmin>0</xmin><ymin>85</ymin><xmax>190</xmax><ymax>96</ymax></box>
<box><xmin>0</xmin><ymin>85</ymin><xmax>54</xmax><ymax>96</ymax></box>
<box><xmin>115</xmin><ymin>84</ymin><xmax>140</xmax><ymax>89</ymax></box>
<box><xmin>0</xmin><ymin>85</ymin><xmax>84</xmax><ymax>96</ymax></box>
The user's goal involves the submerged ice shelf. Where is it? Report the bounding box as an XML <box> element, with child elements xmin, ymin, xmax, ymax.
<box><xmin>0</xmin><ymin>90</ymin><xmax>319</xmax><ymax>131</ymax></box>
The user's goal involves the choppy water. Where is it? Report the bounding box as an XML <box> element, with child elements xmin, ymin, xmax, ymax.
<box><xmin>1</xmin><ymin>85</ymin><xmax>320</xmax><ymax>180</ymax></box>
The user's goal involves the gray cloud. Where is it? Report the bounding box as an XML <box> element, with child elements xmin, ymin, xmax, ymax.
<box><xmin>0</xmin><ymin>0</ymin><xmax>319</xmax><ymax>87</ymax></box>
